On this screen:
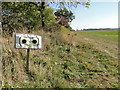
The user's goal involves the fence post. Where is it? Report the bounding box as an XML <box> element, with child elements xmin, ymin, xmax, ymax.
<box><xmin>26</xmin><ymin>49</ymin><xmax>30</xmax><ymax>72</ymax></box>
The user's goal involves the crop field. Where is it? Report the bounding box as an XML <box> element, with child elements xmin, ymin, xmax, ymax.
<box><xmin>77</xmin><ymin>30</ymin><xmax>118</xmax><ymax>42</ymax></box>
<box><xmin>1</xmin><ymin>29</ymin><xmax>119</xmax><ymax>88</ymax></box>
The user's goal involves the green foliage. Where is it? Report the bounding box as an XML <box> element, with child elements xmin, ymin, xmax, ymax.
<box><xmin>3</xmin><ymin>84</ymin><xmax>21</xmax><ymax>88</ymax></box>
<box><xmin>54</xmin><ymin>7</ymin><xmax>75</xmax><ymax>29</ymax></box>
<box><xmin>2</xmin><ymin>1</ymin><xmax>91</xmax><ymax>36</ymax></box>
<box><xmin>55</xmin><ymin>1</ymin><xmax>90</xmax><ymax>8</ymax></box>
<box><xmin>54</xmin><ymin>7</ymin><xmax>75</xmax><ymax>22</ymax></box>
<box><xmin>43</xmin><ymin>8</ymin><xmax>56</xmax><ymax>31</ymax></box>
<box><xmin>2</xmin><ymin>2</ymin><xmax>56</xmax><ymax>35</ymax></box>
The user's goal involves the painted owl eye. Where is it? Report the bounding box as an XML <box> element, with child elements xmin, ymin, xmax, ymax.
<box><xmin>32</xmin><ymin>38</ymin><xmax>38</xmax><ymax>45</ymax></box>
<box><xmin>20</xmin><ymin>37</ymin><xmax>29</xmax><ymax>45</ymax></box>
<box><xmin>32</xmin><ymin>40</ymin><xmax>37</xmax><ymax>44</ymax></box>
<box><xmin>22</xmin><ymin>39</ymin><xmax>27</xmax><ymax>44</ymax></box>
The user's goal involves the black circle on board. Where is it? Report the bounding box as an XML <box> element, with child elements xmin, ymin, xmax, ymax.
<box><xmin>22</xmin><ymin>39</ymin><xmax>27</xmax><ymax>44</ymax></box>
<box><xmin>32</xmin><ymin>40</ymin><xmax>37</xmax><ymax>44</ymax></box>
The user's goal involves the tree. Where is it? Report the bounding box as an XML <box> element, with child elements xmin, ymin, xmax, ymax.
<box><xmin>2</xmin><ymin>2</ymin><xmax>56</xmax><ymax>35</ymax></box>
<box><xmin>29</xmin><ymin>2</ymin><xmax>46</xmax><ymax>29</ymax></box>
<box><xmin>54</xmin><ymin>8</ymin><xmax>75</xmax><ymax>26</ymax></box>
<box><xmin>23</xmin><ymin>1</ymin><xmax>90</xmax><ymax>30</ymax></box>
<box><xmin>2</xmin><ymin>1</ymin><xmax>90</xmax><ymax>36</ymax></box>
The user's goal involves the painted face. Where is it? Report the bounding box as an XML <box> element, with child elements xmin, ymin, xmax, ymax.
<box><xmin>15</xmin><ymin>34</ymin><xmax>42</xmax><ymax>49</ymax></box>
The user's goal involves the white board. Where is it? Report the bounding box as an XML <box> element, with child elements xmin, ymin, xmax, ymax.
<box><xmin>14</xmin><ymin>33</ymin><xmax>42</xmax><ymax>49</ymax></box>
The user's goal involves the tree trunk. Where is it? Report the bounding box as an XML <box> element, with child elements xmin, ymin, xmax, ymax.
<box><xmin>41</xmin><ymin>2</ymin><xmax>45</xmax><ymax>29</ymax></box>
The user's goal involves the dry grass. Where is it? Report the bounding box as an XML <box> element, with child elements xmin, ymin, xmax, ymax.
<box><xmin>1</xmin><ymin>29</ymin><xmax>119</xmax><ymax>88</ymax></box>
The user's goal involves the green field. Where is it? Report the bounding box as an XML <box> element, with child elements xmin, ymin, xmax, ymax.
<box><xmin>77</xmin><ymin>30</ymin><xmax>118</xmax><ymax>42</ymax></box>
<box><xmin>1</xmin><ymin>30</ymin><xmax>119</xmax><ymax>88</ymax></box>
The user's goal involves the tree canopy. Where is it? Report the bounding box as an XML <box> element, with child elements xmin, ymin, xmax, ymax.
<box><xmin>54</xmin><ymin>7</ymin><xmax>75</xmax><ymax>22</ymax></box>
<box><xmin>2</xmin><ymin>1</ymin><xmax>90</xmax><ymax>36</ymax></box>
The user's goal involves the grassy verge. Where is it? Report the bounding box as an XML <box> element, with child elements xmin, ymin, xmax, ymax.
<box><xmin>1</xmin><ymin>30</ymin><xmax>119</xmax><ymax>88</ymax></box>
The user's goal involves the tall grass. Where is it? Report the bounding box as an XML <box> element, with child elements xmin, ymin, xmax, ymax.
<box><xmin>1</xmin><ymin>29</ymin><xmax>119</xmax><ymax>88</ymax></box>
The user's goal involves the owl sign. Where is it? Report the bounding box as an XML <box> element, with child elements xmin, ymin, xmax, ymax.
<box><xmin>14</xmin><ymin>34</ymin><xmax>42</xmax><ymax>49</ymax></box>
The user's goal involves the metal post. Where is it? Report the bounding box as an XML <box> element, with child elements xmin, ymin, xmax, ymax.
<box><xmin>26</xmin><ymin>49</ymin><xmax>30</xmax><ymax>72</ymax></box>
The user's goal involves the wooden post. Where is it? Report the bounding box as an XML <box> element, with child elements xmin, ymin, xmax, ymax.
<box><xmin>26</xmin><ymin>49</ymin><xmax>30</xmax><ymax>72</ymax></box>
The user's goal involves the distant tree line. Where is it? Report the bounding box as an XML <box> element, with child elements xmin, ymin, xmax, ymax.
<box><xmin>82</xmin><ymin>28</ymin><xmax>119</xmax><ymax>31</ymax></box>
